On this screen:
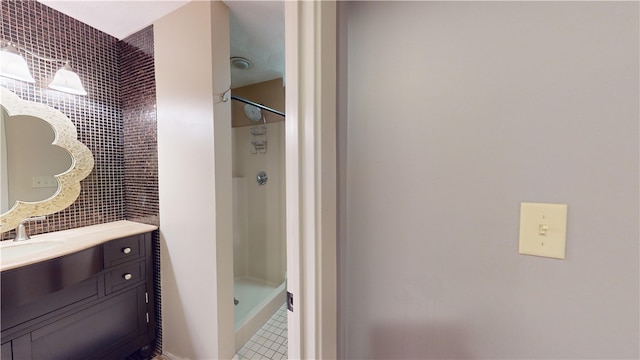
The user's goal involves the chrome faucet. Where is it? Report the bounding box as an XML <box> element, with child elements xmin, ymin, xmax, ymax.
<box><xmin>14</xmin><ymin>216</ymin><xmax>46</xmax><ymax>242</ymax></box>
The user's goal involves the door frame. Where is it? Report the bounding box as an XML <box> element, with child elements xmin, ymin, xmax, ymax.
<box><xmin>284</xmin><ymin>1</ymin><xmax>337</xmax><ymax>359</ymax></box>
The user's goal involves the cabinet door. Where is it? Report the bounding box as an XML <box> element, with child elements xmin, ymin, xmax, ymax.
<box><xmin>14</xmin><ymin>286</ymin><xmax>147</xmax><ymax>360</ymax></box>
<box><xmin>1</xmin><ymin>342</ymin><xmax>11</xmax><ymax>360</ymax></box>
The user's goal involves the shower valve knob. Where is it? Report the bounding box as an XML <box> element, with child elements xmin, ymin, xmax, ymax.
<box><xmin>257</xmin><ymin>171</ymin><xmax>268</xmax><ymax>185</ymax></box>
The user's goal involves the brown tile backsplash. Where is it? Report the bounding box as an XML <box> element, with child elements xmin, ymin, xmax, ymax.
<box><xmin>120</xmin><ymin>27</ymin><xmax>159</xmax><ymax>227</ymax></box>
<box><xmin>1</xmin><ymin>0</ymin><xmax>159</xmax><ymax>239</ymax></box>
<box><xmin>1</xmin><ymin>0</ymin><xmax>122</xmax><ymax>239</ymax></box>
<box><xmin>120</xmin><ymin>26</ymin><xmax>162</xmax><ymax>356</ymax></box>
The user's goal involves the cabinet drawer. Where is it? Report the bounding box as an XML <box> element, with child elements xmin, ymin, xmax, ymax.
<box><xmin>105</xmin><ymin>261</ymin><xmax>145</xmax><ymax>295</ymax></box>
<box><xmin>2</xmin><ymin>246</ymin><xmax>103</xmax><ymax>311</ymax></box>
<box><xmin>103</xmin><ymin>235</ymin><xmax>142</xmax><ymax>268</ymax></box>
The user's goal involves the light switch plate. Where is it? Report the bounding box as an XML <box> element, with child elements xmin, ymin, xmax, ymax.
<box><xmin>32</xmin><ymin>176</ymin><xmax>58</xmax><ymax>188</ymax></box>
<box><xmin>519</xmin><ymin>202</ymin><xmax>568</xmax><ymax>259</ymax></box>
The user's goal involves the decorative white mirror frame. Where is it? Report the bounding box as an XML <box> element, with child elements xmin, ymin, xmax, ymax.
<box><xmin>0</xmin><ymin>87</ymin><xmax>94</xmax><ymax>233</ymax></box>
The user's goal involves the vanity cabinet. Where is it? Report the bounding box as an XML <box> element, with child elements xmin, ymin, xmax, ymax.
<box><xmin>0</xmin><ymin>231</ymin><xmax>156</xmax><ymax>360</ymax></box>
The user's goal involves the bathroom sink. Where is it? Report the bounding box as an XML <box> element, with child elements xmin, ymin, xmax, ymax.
<box><xmin>1</xmin><ymin>241</ymin><xmax>64</xmax><ymax>262</ymax></box>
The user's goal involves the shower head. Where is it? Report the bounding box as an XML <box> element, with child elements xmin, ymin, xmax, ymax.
<box><xmin>244</xmin><ymin>104</ymin><xmax>262</xmax><ymax>122</ymax></box>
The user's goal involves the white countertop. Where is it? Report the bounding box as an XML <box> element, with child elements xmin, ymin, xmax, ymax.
<box><xmin>0</xmin><ymin>220</ymin><xmax>158</xmax><ymax>272</ymax></box>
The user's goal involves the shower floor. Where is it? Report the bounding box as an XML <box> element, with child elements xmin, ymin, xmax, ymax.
<box><xmin>234</xmin><ymin>277</ymin><xmax>282</xmax><ymax>327</ymax></box>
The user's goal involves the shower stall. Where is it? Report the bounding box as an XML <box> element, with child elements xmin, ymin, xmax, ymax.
<box><xmin>230</xmin><ymin>81</ymin><xmax>286</xmax><ymax>351</ymax></box>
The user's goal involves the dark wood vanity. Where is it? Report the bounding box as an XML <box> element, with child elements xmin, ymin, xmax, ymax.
<box><xmin>0</xmin><ymin>230</ymin><xmax>156</xmax><ymax>360</ymax></box>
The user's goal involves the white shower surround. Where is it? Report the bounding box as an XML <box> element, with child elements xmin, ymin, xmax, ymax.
<box><xmin>232</xmin><ymin>121</ymin><xmax>286</xmax><ymax>286</ymax></box>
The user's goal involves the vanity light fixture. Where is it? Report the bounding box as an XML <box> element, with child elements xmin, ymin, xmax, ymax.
<box><xmin>0</xmin><ymin>43</ymin><xmax>35</xmax><ymax>83</ymax></box>
<box><xmin>0</xmin><ymin>40</ymin><xmax>87</xmax><ymax>96</ymax></box>
<box><xmin>48</xmin><ymin>62</ymin><xmax>87</xmax><ymax>96</ymax></box>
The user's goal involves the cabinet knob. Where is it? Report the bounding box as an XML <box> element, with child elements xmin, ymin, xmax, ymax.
<box><xmin>123</xmin><ymin>273</ymin><xmax>133</xmax><ymax>280</ymax></box>
<box><xmin>121</xmin><ymin>247</ymin><xmax>132</xmax><ymax>254</ymax></box>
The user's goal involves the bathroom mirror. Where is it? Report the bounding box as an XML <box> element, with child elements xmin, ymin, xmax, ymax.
<box><xmin>0</xmin><ymin>87</ymin><xmax>94</xmax><ymax>233</ymax></box>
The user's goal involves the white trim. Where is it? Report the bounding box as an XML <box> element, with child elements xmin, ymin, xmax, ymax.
<box><xmin>336</xmin><ymin>2</ymin><xmax>349</xmax><ymax>358</ymax></box>
<box><xmin>317</xmin><ymin>3</ymin><xmax>338</xmax><ymax>357</ymax></box>
<box><xmin>285</xmin><ymin>1</ymin><xmax>337</xmax><ymax>359</ymax></box>
<box><xmin>284</xmin><ymin>2</ymin><xmax>302</xmax><ymax>357</ymax></box>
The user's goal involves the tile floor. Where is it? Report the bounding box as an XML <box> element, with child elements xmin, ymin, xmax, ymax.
<box><xmin>235</xmin><ymin>303</ymin><xmax>288</xmax><ymax>360</ymax></box>
<box><xmin>152</xmin><ymin>303</ymin><xmax>288</xmax><ymax>360</ymax></box>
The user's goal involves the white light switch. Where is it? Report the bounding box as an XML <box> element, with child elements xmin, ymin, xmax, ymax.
<box><xmin>519</xmin><ymin>202</ymin><xmax>568</xmax><ymax>259</ymax></box>
<box><xmin>32</xmin><ymin>176</ymin><xmax>58</xmax><ymax>188</ymax></box>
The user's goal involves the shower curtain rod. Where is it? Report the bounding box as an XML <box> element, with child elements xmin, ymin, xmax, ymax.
<box><xmin>231</xmin><ymin>95</ymin><xmax>286</xmax><ymax>118</ymax></box>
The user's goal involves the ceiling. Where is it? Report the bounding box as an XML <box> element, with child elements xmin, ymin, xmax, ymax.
<box><xmin>36</xmin><ymin>0</ymin><xmax>284</xmax><ymax>88</ymax></box>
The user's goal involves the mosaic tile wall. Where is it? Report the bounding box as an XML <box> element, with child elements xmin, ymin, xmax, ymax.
<box><xmin>120</xmin><ymin>27</ymin><xmax>159</xmax><ymax>227</ymax></box>
<box><xmin>1</xmin><ymin>0</ymin><xmax>124</xmax><ymax>239</ymax></box>
<box><xmin>120</xmin><ymin>26</ymin><xmax>162</xmax><ymax>356</ymax></box>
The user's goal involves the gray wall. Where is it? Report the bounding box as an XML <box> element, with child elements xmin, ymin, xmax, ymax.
<box><xmin>340</xmin><ymin>2</ymin><xmax>639</xmax><ymax>359</ymax></box>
